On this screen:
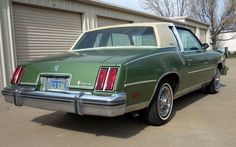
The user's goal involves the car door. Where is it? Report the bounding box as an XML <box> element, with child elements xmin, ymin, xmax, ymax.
<box><xmin>176</xmin><ymin>27</ymin><xmax>211</xmax><ymax>88</ymax></box>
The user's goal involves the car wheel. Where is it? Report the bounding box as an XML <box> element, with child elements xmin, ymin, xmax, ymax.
<box><xmin>206</xmin><ymin>68</ymin><xmax>221</xmax><ymax>94</ymax></box>
<box><xmin>141</xmin><ymin>80</ymin><xmax>174</xmax><ymax>126</ymax></box>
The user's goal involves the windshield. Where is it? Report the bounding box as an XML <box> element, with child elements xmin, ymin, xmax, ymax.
<box><xmin>73</xmin><ymin>27</ymin><xmax>157</xmax><ymax>50</ymax></box>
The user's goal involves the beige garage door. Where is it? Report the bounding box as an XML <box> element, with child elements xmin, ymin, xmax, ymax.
<box><xmin>187</xmin><ymin>26</ymin><xmax>196</xmax><ymax>34</ymax></box>
<box><xmin>98</xmin><ymin>16</ymin><xmax>132</xmax><ymax>27</ymax></box>
<box><xmin>12</xmin><ymin>4</ymin><xmax>82</xmax><ymax>64</ymax></box>
<box><xmin>199</xmin><ymin>29</ymin><xmax>206</xmax><ymax>43</ymax></box>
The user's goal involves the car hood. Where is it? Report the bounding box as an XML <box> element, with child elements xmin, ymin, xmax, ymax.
<box><xmin>20</xmin><ymin>48</ymin><xmax>156</xmax><ymax>89</ymax></box>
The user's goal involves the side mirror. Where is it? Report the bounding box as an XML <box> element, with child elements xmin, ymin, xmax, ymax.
<box><xmin>202</xmin><ymin>43</ymin><xmax>209</xmax><ymax>50</ymax></box>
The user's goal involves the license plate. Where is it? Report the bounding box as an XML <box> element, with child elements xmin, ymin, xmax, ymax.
<box><xmin>46</xmin><ymin>78</ymin><xmax>68</xmax><ymax>92</ymax></box>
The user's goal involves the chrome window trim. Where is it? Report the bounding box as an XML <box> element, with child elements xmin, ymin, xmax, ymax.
<box><xmin>169</xmin><ymin>24</ymin><xmax>184</xmax><ymax>52</ymax></box>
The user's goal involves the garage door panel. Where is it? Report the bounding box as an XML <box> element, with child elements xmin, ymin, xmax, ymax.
<box><xmin>17</xmin><ymin>52</ymin><xmax>66</xmax><ymax>56</ymax></box>
<box><xmin>13</xmin><ymin>4</ymin><xmax>82</xmax><ymax>64</ymax></box>
<box><xmin>17</xmin><ymin>50</ymin><xmax>66</xmax><ymax>53</ymax></box>
<box><xmin>16</xmin><ymin>45</ymin><xmax>72</xmax><ymax>47</ymax></box>
<box><xmin>13</xmin><ymin>6</ymin><xmax>79</xmax><ymax>20</ymax></box>
<box><xmin>14</xmin><ymin>18</ymin><xmax>80</xmax><ymax>28</ymax></box>
<box><xmin>15</xmin><ymin>38</ymin><xmax>75</xmax><ymax>42</ymax></box>
<box><xmin>14</xmin><ymin>31</ymin><xmax>79</xmax><ymax>37</ymax></box>
<box><xmin>13</xmin><ymin>14</ymin><xmax>79</xmax><ymax>22</ymax></box>
<box><xmin>15</xmin><ymin>34</ymin><xmax>78</xmax><ymax>39</ymax></box>
<box><xmin>14</xmin><ymin>26</ymin><xmax>80</xmax><ymax>33</ymax></box>
<box><xmin>15</xmin><ymin>41</ymin><xmax>75</xmax><ymax>44</ymax></box>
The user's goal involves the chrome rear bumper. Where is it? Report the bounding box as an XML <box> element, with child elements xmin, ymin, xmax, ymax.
<box><xmin>1</xmin><ymin>87</ymin><xmax>126</xmax><ymax>117</ymax></box>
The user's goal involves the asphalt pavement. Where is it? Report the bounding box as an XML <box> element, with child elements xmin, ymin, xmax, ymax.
<box><xmin>0</xmin><ymin>58</ymin><xmax>236</xmax><ymax>147</ymax></box>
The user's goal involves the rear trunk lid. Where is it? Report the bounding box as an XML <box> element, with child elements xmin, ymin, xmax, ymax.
<box><xmin>19</xmin><ymin>48</ymin><xmax>155</xmax><ymax>90</ymax></box>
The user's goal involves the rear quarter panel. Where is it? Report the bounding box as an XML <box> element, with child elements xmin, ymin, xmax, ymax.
<box><xmin>207</xmin><ymin>50</ymin><xmax>224</xmax><ymax>78</ymax></box>
<box><xmin>207</xmin><ymin>50</ymin><xmax>224</xmax><ymax>65</ymax></box>
<box><xmin>123</xmin><ymin>47</ymin><xmax>187</xmax><ymax>106</ymax></box>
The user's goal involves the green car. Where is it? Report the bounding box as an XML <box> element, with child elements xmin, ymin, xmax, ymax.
<box><xmin>2</xmin><ymin>23</ymin><xmax>226</xmax><ymax>125</ymax></box>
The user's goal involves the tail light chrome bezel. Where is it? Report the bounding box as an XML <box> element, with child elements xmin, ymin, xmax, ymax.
<box><xmin>95</xmin><ymin>67</ymin><xmax>119</xmax><ymax>91</ymax></box>
<box><xmin>10</xmin><ymin>66</ymin><xmax>25</xmax><ymax>85</ymax></box>
<box><xmin>95</xmin><ymin>67</ymin><xmax>108</xmax><ymax>91</ymax></box>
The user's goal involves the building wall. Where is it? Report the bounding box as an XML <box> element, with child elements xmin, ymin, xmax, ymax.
<box><xmin>220</xmin><ymin>32</ymin><xmax>236</xmax><ymax>52</ymax></box>
<box><xmin>0</xmin><ymin>19</ymin><xmax>7</xmax><ymax>90</ymax></box>
<box><xmin>12</xmin><ymin>0</ymin><xmax>160</xmax><ymax>30</ymax></box>
<box><xmin>0</xmin><ymin>0</ymin><xmax>209</xmax><ymax>91</ymax></box>
<box><xmin>185</xmin><ymin>20</ymin><xmax>209</xmax><ymax>44</ymax></box>
<box><xmin>0</xmin><ymin>0</ymin><xmax>15</xmax><ymax>91</ymax></box>
<box><xmin>97</xmin><ymin>16</ymin><xmax>132</xmax><ymax>27</ymax></box>
<box><xmin>172</xmin><ymin>17</ymin><xmax>210</xmax><ymax>45</ymax></box>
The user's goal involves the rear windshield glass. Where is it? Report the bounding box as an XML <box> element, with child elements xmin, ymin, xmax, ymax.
<box><xmin>73</xmin><ymin>27</ymin><xmax>157</xmax><ymax>50</ymax></box>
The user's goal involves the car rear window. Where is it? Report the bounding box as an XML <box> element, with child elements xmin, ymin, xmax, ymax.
<box><xmin>73</xmin><ymin>27</ymin><xmax>157</xmax><ymax>50</ymax></box>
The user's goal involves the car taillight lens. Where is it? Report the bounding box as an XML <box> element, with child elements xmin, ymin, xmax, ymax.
<box><xmin>96</xmin><ymin>68</ymin><xmax>108</xmax><ymax>90</ymax></box>
<box><xmin>105</xmin><ymin>68</ymin><xmax>118</xmax><ymax>90</ymax></box>
<box><xmin>96</xmin><ymin>67</ymin><xmax>118</xmax><ymax>91</ymax></box>
<box><xmin>10</xmin><ymin>66</ymin><xmax>25</xmax><ymax>84</ymax></box>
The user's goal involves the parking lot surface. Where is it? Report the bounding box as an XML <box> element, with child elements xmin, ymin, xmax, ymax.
<box><xmin>1</xmin><ymin>58</ymin><xmax>236</xmax><ymax>147</ymax></box>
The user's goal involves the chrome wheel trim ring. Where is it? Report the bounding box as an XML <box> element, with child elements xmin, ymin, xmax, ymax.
<box><xmin>214</xmin><ymin>69</ymin><xmax>221</xmax><ymax>92</ymax></box>
<box><xmin>157</xmin><ymin>83</ymin><xmax>173</xmax><ymax>120</ymax></box>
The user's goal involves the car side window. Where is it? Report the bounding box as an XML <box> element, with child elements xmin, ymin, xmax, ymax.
<box><xmin>176</xmin><ymin>28</ymin><xmax>201</xmax><ymax>51</ymax></box>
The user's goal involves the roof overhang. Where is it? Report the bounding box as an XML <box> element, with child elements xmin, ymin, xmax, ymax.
<box><xmin>77</xmin><ymin>0</ymin><xmax>209</xmax><ymax>28</ymax></box>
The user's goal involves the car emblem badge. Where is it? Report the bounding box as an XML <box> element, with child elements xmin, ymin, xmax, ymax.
<box><xmin>53</xmin><ymin>65</ymin><xmax>59</xmax><ymax>72</ymax></box>
<box><xmin>78</xmin><ymin>81</ymin><xmax>92</xmax><ymax>86</ymax></box>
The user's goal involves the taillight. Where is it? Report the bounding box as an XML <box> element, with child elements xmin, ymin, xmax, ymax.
<box><xmin>105</xmin><ymin>68</ymin><xmax>118</xmax><ymax>90</ymax></box>
<box><xmin>96</xmin><ymin>68</ymin><xmax>108</xmax><ymax>90</ymax></box>
<box><xmin>10</xmin><ymin>66</ymin><xmax>25</xmax><ymax>84</ymax></box>
<box><xmin>96</xmin><ymin>67</ymin><xmax>118</xmax><ymax>91</ymax></box>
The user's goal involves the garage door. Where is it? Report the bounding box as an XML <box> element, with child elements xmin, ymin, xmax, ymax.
<box><xmin>199</xmin><ymin>29</ymin><xmax>206</xmax><ymax>43</ymax></box>
<box><xmin>12</xmin><ymin>5</ymin><xmax>82</xmax><ymax>64</ymax></box>
<box><xmin>97</xmin><ymin>16</ymin><xmax>132</xmax><ymax>27</ymax></box>
<box><xmin>187</xmin><ymin>26</ymin><xmax>196</xmax><ymax>34</ymax></box>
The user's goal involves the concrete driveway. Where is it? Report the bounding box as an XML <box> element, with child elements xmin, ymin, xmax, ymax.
<box><xmin>1</xmin><ymin>59</ymin><xmax>236</xmax><ymax>147</ymax></box>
